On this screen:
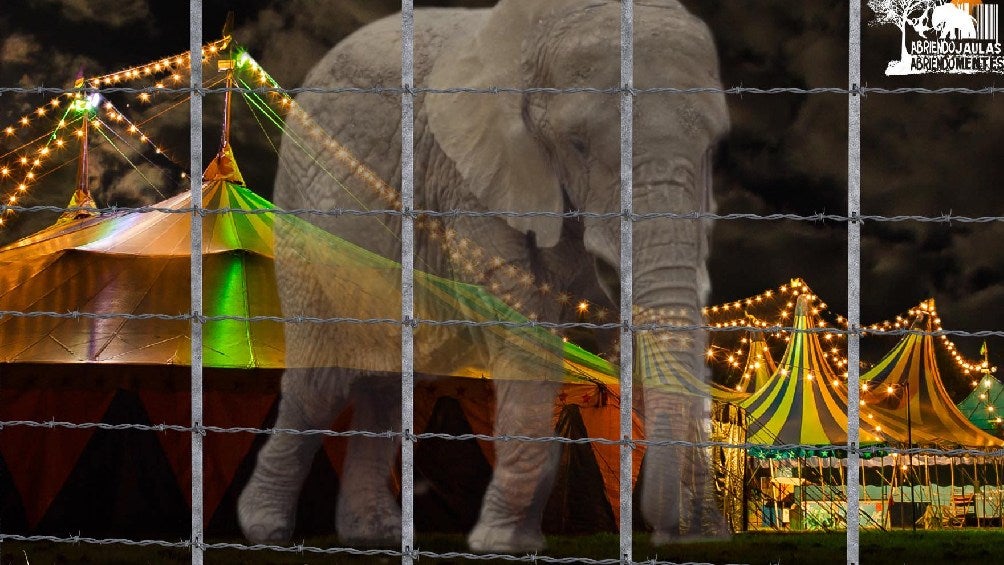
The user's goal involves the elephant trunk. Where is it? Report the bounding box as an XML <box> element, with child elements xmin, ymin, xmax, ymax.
<box><xmin>631</xmin><ymin>219</ymin><xmax>727</xmax><ymax>541</ymax></box>
<box><xmin>583</xmin><ymin>164</ymin><xmax>725</xmax><ymax>539</ymax></box>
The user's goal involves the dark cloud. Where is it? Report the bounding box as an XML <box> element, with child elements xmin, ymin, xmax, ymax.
<box><xmin>1</xmin><ymin>34</ymin><xmax>40</xmax><ymax>65</ymax></box>
<box><xmin>33</xmin><ymin>0</ymin><xmax>151</xmax><ymax>27</ymax></box>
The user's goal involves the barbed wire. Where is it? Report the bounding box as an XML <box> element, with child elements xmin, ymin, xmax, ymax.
<box><xmin>0</xmin><ymin>309</ymin><xmax>998</xmax><ymax>338</ymax></box>
<box><xmin>2</xmin><ymin>419</ymin><xmax>1002</xmax><ymax>458</ymax></box>
<box><xmin>1</xmin><ymin>203</ymin><xmax>1001</xmax><ymax>225</ymax></box>
<box><xmin>1</xmin><ymin>85</ymin><xmax>1002</xmax><ymax>96</ymax></box>
<box><xmin>0</xmin><ymin>533</ymin><xmax>728</xmax><ymax>565</ymax></box>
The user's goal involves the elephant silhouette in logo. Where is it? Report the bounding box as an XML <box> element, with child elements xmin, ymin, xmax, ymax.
<box><xmin>931</xmin><ymin>3</ymin><xmax>978</xmax><ymax>39</ymax></box>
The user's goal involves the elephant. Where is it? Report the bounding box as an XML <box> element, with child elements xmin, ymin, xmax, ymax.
<box><xmin>931</xmin><ymin>3</ymin><xmax>977</xmax><ymax>39</ymax></box>
<box><xmin>237</xmin><ymin>0</ymin><xmax>730</xmax><ymax>552</ymax></box>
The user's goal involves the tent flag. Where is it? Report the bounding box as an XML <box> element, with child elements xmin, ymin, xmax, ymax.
<box><xmin>860</xmin><ymin>307</ymin><xmax>1002</xmax><ymax>448</ymax></box>
<box><xmin>740</xmin><ymin>295</ymin><xmax>885</xmax><ymax>457</ymax></box>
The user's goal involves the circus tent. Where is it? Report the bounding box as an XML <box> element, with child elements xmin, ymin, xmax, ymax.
<box><xmin>958</xmin><ymin>372</ymin><xmax>1004</xmax><ymax>434</ymax></box>
<box><xmin>0</xmin><ymin>145</ymin><xmax>643</xmax><ymax>538</ymax></box>
<box><xmin>739</xmin><ymin>294</ymin><xmax>888</xmax><ymax>455</ymax></box>
<box><xmin>735</xmin><ymin>330</ymin><xmax>776</xmax><ymax>396</ymax></box>
<box><xmin>859</xmin><ymin>303</ymin><xmax>1001</xmax><ymax>449</ymax></box>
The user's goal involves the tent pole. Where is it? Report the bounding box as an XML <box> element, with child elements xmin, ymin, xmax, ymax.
<box><xmin>741</xmin><ymin>435</ymin><xmax>750</xmax><ymax>532</ymax></box>
<box><xmin>991</xmin><ymin>457</ymin><xmax>999</xmax><ymax>529</ymax></box>
<box><xmin>770</xmin><ymin>459</ymin><xmax>779</xmax><ymax>530</ymax></box>
<box><xmin>838</xmin><ymin>459</ymin><xmax>846</xmax><ymax>528</ymax></box>
<box><xmin>924</xmin><ymin>456</ymin><xmax>933</xmax><ymax>529</ymax></box>
<box><xmin>951</xmin><ymin>457</ymin><xmax>957</xmax><ymax>520</ymax></box>
<box><xmin>860</xmin><ymin>456</ymin><xmax>866</xmax><ymax>531</ymax></box>
<box><xmin>798</xmin><ymin>457</ymin><xmax>803</xmax><ymax>531</ymax></box>
<box><xmin>975</xmin><ymin>458</ymin><xmax>982</xmax><ymax>527</ymax></box>
<box><xmin>887</xmin><ymin>455</ymin><xmax>895</xmax><ymax>529</ymax></box>
<box><xmin>818</xmin><ymin>457</ymin><xmax>827</xmax><ymax>529</ymax></box>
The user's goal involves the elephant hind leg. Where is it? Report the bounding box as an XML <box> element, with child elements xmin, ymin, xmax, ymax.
<box><xmin>469</xmin><ymin>379</ymin><xmax>561</xmax><ymax>553</ymax></box>
<box><xmin>336</xmin><ymin>375</ymin><xmax>402</xmax><ymax>545</ymax></box>
<box><xmin>238</xmin><ymin>368</ymin><xmax>347</xmax><ymax>544</ymax></box>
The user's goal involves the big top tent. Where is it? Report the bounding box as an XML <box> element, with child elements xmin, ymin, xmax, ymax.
<box><xmin>0</xmin><ymin>144</ymin><xmax>645</xmax><ymax>538</ymax></box>
<box><xmin>860</xmin><ymin>302</ymin><xmax>1002</xmax><ymax>449</ymax></box>
<box><xmin>739</xmin><ymin>294</ymin><xmax>888</xmax><ymax>456</ymax></box>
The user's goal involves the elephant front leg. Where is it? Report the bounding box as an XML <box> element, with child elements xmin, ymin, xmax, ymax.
<box><xmin>469</xmin><ymin>378</ymin><xmax>561</xmax><ymax>553</ymax></box>
<box><xmin>336</xmin><ymin>375</ymin><xmax>402</xmax><ymax>545</ymax></box>
<box><xmin>238</xmin><ymin>368</ymin><xmax>345</xmax><ymax>544</ymax></box>
<box><xmin>641</xmin><ymin>390</ymin><xmax>728</xmax><ymax>544</ymax></box>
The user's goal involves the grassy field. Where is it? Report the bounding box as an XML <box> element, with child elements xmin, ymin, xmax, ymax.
<box><xmin>3</xmin><ymin>530</ymin><xmax>1004</xmax><ymax>564</ymax></box>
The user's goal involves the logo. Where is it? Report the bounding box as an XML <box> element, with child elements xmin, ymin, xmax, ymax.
<box><xmin>869</xmin><ymin>0</ymin><xmax>1003</xmax><ymax>75</ymax></box>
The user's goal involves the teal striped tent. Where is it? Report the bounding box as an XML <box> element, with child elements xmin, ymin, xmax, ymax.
<box><xmin>958</xmin><ymin>373</ymin><xmax>1004</xmax><ymax>434</ymax></box>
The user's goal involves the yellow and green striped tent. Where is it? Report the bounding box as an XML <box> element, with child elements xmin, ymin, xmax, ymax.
<box><xmin>740</xmin><ymin>295</ymin><xmax>886</xmax><ymax>457</ymax></box>
<box><xmin>860</xmin><ymin>308</ymin><xmax>1001</xmax><ymax>448</ymax></box>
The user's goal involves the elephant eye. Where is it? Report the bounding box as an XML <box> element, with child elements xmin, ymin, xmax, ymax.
<box><xmin>570</xmin><ymin>137</ymin><xmax>588</xmax><ymax>156</ymax></box>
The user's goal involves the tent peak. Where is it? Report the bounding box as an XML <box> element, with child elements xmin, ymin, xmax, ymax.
<box><xmin>203</xmin><ymin>144</ymin><xmax>245</xmax><ymax>186</ymax></box>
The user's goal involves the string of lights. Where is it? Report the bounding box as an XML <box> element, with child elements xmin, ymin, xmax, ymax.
<box><xmin>0</xmin><ymin>49</ymin><xmax>235</xmax><ymax>229</ymax></box>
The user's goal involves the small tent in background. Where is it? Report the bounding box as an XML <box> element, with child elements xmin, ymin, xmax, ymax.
<box><xmin>958</xmin><ymin>374</ymin><xmax>1004</xmax><ymax>434</ymax></box>
<box><xmin>956</xmin><ymin>343</ymin><xmax>1004</xmax><ymax>435</ymax></box>
<box><xmin>0</xmin><ymin>143</ymin><xmax>644</xmax><ymax>538</ymax></box>
<box><xmin>859</xmin><ymin>304</ymin><xmax>1001</xmax><ymax>449</ymax></box>
<box><xmin>736</xmin><ymin>330</ymin><xmax>776</xmax><ymax>396</ymax></box>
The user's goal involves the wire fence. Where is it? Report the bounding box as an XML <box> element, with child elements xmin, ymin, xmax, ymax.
<box><xmin>0</xmin><ymin>2</ymin><xmax>1002</xmax><ymax>565</ymax></box>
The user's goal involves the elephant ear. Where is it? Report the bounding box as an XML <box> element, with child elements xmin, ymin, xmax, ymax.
<box><xmin>426</xmin><ymin>1</ymin><xmax>564</xmax><ymax>248</ymax></box>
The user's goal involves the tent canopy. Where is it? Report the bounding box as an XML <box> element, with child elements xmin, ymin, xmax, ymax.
<box><xmin>0</xmin><ymin>146</ymin><xmax>642</xmax><ymax>533</ymax></box>
<box><xmin>957</xmin><ymin>373</ymin><xmax>1004</xmax><ymax>434</ymax></box>
<box><xmin>0</xmin><ymin>146</ymin><xmax>618</xmax><ymax>385</ymax></box>
<box><xmin>740</xmin><ymin>295</ymin><xmax>886</xmax><ymax>456</ymax></box>
<box><xmin>861</xmin><ymin>309</ymin><xmax>1002</xmax><ymax>448</ymax></box>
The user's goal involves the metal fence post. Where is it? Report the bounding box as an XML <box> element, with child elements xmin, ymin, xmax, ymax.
<box><xmin>846</xmin><ymin>1</ymin><xmax>862</xmax><ymax>564</ymax></box>
<box><xmin>188</xmin><ymin>1</ymin><xmax>205</xmax><ymax>563</ymax></box>
<box><xmin>400</xmin><ymin>1</ymin><xmax>416</xmax><ymax>564</ymax></box>
<box><xmin>619</xmin><ymin>1</ymin><xmax>635</xmax><ymax>563</ymax></box>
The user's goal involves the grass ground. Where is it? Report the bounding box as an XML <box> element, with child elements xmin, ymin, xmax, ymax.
<box><xmin>2</xmin><ymin>530</ymin><xmax>1003</xmax><ymax>564</ymax></box>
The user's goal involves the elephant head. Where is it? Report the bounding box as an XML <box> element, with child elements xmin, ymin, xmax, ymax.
<box><xmin>426</xmin><ymin>0</ymin><xmax>729</xmax><ymax>540</ymax></box>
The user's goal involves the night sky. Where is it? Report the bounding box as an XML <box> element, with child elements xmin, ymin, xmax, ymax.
<box><xmin>1</xmin><ymin>0</ymin><xmax>1002</xmax><ymax>381</ymax></box>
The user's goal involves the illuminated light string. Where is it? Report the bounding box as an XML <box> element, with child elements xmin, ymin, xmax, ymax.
<box><xmin>84</xmin><ymin>37</ymin><xmax>230</xmax><ymax>88</ymax></box>
<box><xmin>0</xmin><ymin>39</ymin><xmax>221</xmax><ymax>163</ymax></box>
<box><xmin>0</xmin><ymin>112</ymin><xmax>81</xmax><ymax>225</ymax></box>
<box><xmin>0</xmin><ymin>94</ymin><xmax>166</xmax><ymax>225</ymax></box>
<box><xmin>701</xmin><ymin>279</ymin><xmax>853</xmax><ymax>379</ymax></box>
<box><xmin>851</xmin><ymin>299</ymin><xmax>994</xmax><ymax>378</ymax></box>
<box><xmin>0</xmin><ymin>45</ymin><xmax>234</xmax><ymax>228</ymax></box>
<box><xmin>236</xmin><ymin>50</ymin><xmax>878</xmax><ymax>349</ymax></box>
<box><xmin>228</xmin><ymin>51</ymin><xmax>950</xmax><ymax>382</ymax></box>
<box><xmin>4</xmin><ymin>43</ymin><xmax>987</xmax><ymax>390</ymax></box>
<box><xmin>232</xmin><ymin>50</ymin><xmax>642</xmax><ymax>334</ymax></box>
